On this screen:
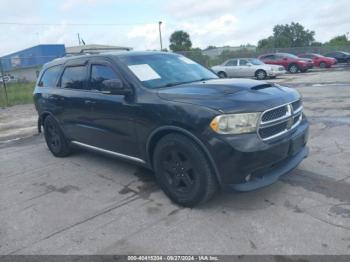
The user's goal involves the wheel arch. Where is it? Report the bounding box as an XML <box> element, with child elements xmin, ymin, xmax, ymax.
<box><xmin>146</xmin><ymin>126</ymin><xmax>222</xmax><ymax>185</ymax></box>
<box><xmin>38</xmin><ymin>111</ymin><xmax>59</xmax><ymax>133</ymax></box>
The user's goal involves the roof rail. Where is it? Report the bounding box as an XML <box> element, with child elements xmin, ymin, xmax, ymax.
<box><xmin>64</xmin><ymin>47</ymin><xmax>131</xmax><ymax>56</ymax></box>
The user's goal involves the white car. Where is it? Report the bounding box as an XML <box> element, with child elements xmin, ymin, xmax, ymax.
<box><xmin>211</xmin><ymin>58</ymin><xmax>286</xmax><ymax>80</ymax></box>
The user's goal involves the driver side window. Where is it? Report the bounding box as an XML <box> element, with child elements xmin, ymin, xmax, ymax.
<box><xmin>90</xmin><ymin>64</ymin><xmax>119</xmax><ymax>91</ymax></box>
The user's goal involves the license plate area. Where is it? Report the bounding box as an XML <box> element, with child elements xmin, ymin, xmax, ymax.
<box><xmin>289</xmin><ymin>134</ymin><xmax>305</xmax><ymax>156</ymax></box>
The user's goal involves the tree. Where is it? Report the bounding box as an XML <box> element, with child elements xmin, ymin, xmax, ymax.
<box><xmin>325</xmin><ymin>35</ymin><xmax>350</xmax><ymax>46</ymax></box>
<box><xmin>169</xmin><ymin>30</ymin><xmax>192</xmax><ymax>52</ymax></box>
<box><xmin>258</xmin><ymin>22</ymin><xmax>315</xmax><ymax>49</ymax></box>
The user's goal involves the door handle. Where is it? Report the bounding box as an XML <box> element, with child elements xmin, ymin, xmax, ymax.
<box><xmin>84</xmin><ymin>100</ymin><xmax>96</xmax><ymax>105</ymax></box>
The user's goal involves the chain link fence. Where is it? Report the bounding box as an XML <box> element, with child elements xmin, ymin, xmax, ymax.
<box><xmin>177</xmin><ymin>45</ymin><xmax>350</xmax><ymax>67</ymax></box>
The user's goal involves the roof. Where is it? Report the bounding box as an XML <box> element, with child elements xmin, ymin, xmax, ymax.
<box><xmin>42</xmin><ymin>51</ymin><xmax>175</xmax><ymax>69</ymax></box>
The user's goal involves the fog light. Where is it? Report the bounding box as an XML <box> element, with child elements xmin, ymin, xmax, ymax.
<box><xmin>245</xmin><ymin>174</ymin><xmax>252</xmax><ymax>182</ymax></box>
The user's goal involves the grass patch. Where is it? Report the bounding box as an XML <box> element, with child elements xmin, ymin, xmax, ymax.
<box><xmin>0</xmin><ymin>82</ymin><xmax>35</xmax><ymax>107</ymax></box>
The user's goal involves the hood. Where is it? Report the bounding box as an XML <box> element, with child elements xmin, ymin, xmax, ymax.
<box><xmin>157</xmin><ymin>79</ymin><xmax>300</xmax><ymax>113</ymax></box>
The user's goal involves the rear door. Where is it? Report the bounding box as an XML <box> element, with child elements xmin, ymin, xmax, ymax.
<box><xmin>224</xmin><ymin>59</ymin><xmax>238</xmax><ymax>77</ymax></box>
<box><xmin>57</xmin><ymin>59</ymin><xmax>92</xmax><ymax>143</ymax></box>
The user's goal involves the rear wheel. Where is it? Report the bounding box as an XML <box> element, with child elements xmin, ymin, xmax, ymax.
<box><xmin>288</xmin><ymin>64</ymin><xmax>299</xmax><ymax>73</ymax></box>
<box><xmin>43</xmin><ymin>115</ymin><xmax>71</xmax><ymax>157</ymax></box>
<box><xmin>255</xmin><ymin>69</ymin><xmax>267</xmax><ymax>80</ymax></box>
<box><xmin>319</xmin><ymin>62</ymin><xmax>326</xmax><ymax>68</ymax></box>
<box><xmin>218</xmin><ymin>71</ymin><xmax>227</xmax><ymax>78</ymax></box>
<box><xmin>153</xmin><ymin>134</ymin><xmax>218</xmax><ymax>207</ymax></box>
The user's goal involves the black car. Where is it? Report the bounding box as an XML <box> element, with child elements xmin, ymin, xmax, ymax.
<box><xmin>324</xmin><ymin>51</ymin><xmax>350</xmax><ymax>64</ymax></box>
<box><xmin>34</xmin><ymin>51</ymin><xmax>309</xmax><ymax>207</ymax></box>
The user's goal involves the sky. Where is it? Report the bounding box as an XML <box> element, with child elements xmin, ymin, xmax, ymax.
<box><xmin>0</xmin><ymin>0</ymin><xmax>349</xmax><ymax>56</ymax></box>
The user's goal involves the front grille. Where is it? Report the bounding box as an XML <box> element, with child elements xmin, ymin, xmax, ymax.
<box><xmin>261</xmin><ymin>106</ymin><xmax>288</xmax><ymax>122</ymax></box>
<box><xmin>292</xmin><ymin>100</ymin><xmax>302</xmax><ymax>112</ymax></box>
<box><xmin>258</xmin><ymin>100</ymin><xmax>303</xmax><ymax>141</ymax></box>
<box><xmin>259</xmin><ymin>121</ymin><xmax>288</xmax><ymax>139</ymax></box>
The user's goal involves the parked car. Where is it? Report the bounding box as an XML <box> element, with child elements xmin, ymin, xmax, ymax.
<box><xmin>323</xmin><ymin>51</ymin><xmax>350</xmax><ymax>64</ymax></box>
<box><xmin>211</xmin><ymin>58</ymin><xmax>286</xmax><ymax>80</ymax></box>
<box><xmin>298</xmin><ymin>53</ymin><xmax>336</xmax><ymax>68</ymax></box>
<box><xmin>258</xmin><ymin>53</ymin><xmax>314</xmax><ymax>73</ymax></box>
<box><xmin>34</xmin><ymin>51</ymin><xmax>309</xmax><ymax>207</ymax></box>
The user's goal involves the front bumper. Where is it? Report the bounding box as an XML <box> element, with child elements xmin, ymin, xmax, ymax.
<box><xmin>203</xmin><ymin>118</ymin><xmax>309</xmax><ymax>189</ymax></box>
<box><xmin>228</xmin><ymin>146</ymin><xmax>308</xmax><ymax>191</ymax></box>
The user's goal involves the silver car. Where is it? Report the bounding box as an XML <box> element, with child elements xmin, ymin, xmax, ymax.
<box><xmin>211</xmin><ymin>58</ymin><xmax>286</xmax><ymax>80</ymax></box>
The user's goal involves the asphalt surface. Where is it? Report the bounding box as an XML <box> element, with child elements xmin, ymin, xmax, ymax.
<box><xmin>0</xmin><ymin>69</ymin><xmax>350</xmax><ymax>255</ymax></box>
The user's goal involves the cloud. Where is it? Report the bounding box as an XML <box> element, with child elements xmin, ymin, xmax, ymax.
<box><xmin>166</xmin><ymin>0</ymin><xmax>266</xmax><ymax>19</ymax></box>
<box><xmin>59</xmin><ymin>0</ymin><xmax>111</xmax><ymax>11</ymax></box>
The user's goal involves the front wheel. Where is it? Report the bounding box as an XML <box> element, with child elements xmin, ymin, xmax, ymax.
<box><xmin>43</xmin><ymin>115</ymin><xmax>71</xmax><ymax>157</ymax></box>
<box><xmin>153</xmin><ymin>134</ymin><xmax>218</xmax><ymax>207</ymax></box>
<box><xmin>255</xmin><ymin>69</ymin><xmax>267</xmax><ymax>80</ymax></box>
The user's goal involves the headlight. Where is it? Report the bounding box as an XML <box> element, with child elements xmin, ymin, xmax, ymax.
<box><xmin>210</xmin><ymin>113</ymin><xmax>261</xmax><ymax>134</ymax></box>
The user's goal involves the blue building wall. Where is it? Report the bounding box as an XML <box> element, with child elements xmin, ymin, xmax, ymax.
<box><xmin>0</xmin><ymin>44</ymin><xmax>65</xmax><ymax>71</ymax></box>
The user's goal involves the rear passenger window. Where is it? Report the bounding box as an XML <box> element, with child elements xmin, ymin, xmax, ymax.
<box><xmin>225</xmin><ymin>59</ymin><xmax>237</xmax><ymax>66</ymax></box>
<box><xmin>90</xmin><ymin>65</ymin><xmax>119</xmax><ymax>91</ymax></box>
<box><xmin>39</xmin><ymin>66</ymin><xmax>61</xmax><ymax>87</ymax></box>
<box><xmin>61</xmin><ymin>66</ymin><xmax>87</xmax><ymax>90</ymax></box>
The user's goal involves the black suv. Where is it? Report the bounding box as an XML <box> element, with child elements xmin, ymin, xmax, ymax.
<box><xmin>324</xmin><ymin>51</ymin><xmax>350</xmax><ymax>64</ymax></box>
<box><xmin>34</xmin><ymin>51</ymin><xmax>309</xmax><ymax>207</ymax></box>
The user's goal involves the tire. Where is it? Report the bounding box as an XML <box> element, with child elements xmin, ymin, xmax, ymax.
<box><xmin>288</xmin><ymin>64</ymin><xmax>299</xmax><ymax>73</ymax></box>
<box><xmin>153</xmin><ymin>133</ymin><xmax>218</xmax><ymax>207</ymax></box>
<box><xmin>255</xmin><ymin>69</ymin><xmax>267</xmax><ymax>80</ymax></box>
<box><xmin>217</xmin><ymin>71</ymin><xmax>227</xmax><ymax>78</ymax></box>
<box><xmin>319</xmin><ymin>62</ymin><xmax>326</xmax><ymax>68</ymax></box>
<box><xmin>43</xmin><ymin>115</ymin><xmax>71</xmax><ymax>157</ymax></box>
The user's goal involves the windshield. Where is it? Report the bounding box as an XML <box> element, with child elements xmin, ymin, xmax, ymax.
<box><xmin>247</xmin><ymin>58</ymin><xmax>264</xmax><ymax>65</ymax></box>
<box><xmin>118</xmin><ymin>53</ymin><xmax>218</xmax><ymax>89</ymax></box>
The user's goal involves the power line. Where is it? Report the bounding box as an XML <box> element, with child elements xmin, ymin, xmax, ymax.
<box><xmin>0</xmin><ymin>22</ymin><xmax>157</xmax><ymax>26</ymax></box>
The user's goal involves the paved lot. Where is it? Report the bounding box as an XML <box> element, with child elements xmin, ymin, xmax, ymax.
<box><xmin>0</xmin><ymin>69</ymin><xmax>350</xmax><ymax>255</ymax></box>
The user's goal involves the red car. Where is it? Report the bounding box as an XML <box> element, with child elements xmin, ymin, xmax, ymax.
<box><xmin>258</xmin><ymin>53</ymin><xmax>314</xmax><ymax>73</ymax></box>
<box><xmin>298</xmin><ymin>53</ymin><xmax>336</xmax><ymax>68</ymax></box>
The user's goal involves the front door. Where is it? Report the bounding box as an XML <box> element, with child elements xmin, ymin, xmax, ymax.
<box><xmin>83</xmin><ymin>59</ymin><xmax>139</xmax><ymax>157</ymax></box>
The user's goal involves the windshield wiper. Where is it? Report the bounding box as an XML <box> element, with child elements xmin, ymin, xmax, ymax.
<box><xmin>158</xmin><ymin>78</ymin><xmax>217</xmax><ymax>88</ymax></box>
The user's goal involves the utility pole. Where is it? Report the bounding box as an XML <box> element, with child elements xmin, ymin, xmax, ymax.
<box><xmin>77</xmin><ymin>33</ymin><xmax>81</xmax><ymax>46</ymax></box>
<box><xmin>0</xmin><ymin>58</ymin><xmax>8</xmax><ymax>106</ymax></box>
<box><xmin>158</xmin><ymin>21</ymin><xmax>163</xmax><ymax>51</ymax></box>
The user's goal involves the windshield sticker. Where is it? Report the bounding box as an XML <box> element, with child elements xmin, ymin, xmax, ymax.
<box><xmin>179</xmin><ymin>56</ymin><xmax>197</xmax><ymax>64</ymax></box>
<box><xmin>128</xmin><ymin>64</ymin><xmax>161</xmax><ymax>81</ymax></box>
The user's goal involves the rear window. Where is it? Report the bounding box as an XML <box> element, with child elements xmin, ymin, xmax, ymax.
<box><xmin>39</xmin><ymin>66</ymin><xmax>61</xmax><ymax>87</ymax></box>
<box><xmin>61</xmin><ymin>66</ymin><xmax>88</xmax><ymax>90</ymax></box>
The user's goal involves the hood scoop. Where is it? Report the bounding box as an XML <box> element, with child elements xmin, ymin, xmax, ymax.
<box><xmin>251</xmin><ymin>83</ymin><xmax>273</xmax><ymax>90</ymax></box>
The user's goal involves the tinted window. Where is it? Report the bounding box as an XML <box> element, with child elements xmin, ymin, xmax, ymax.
<box><xmin>240</xmin><ymin>59</ymin><xmax>248</xmax><ymax>66</ymax></box>
<box><xmin>61</xmin><ymin>66</ymin><xmax>87</xmax><ymax>90</ymax></box>
<box><xmin>39</xmin><ymin>66</ymin><xmax>61</xmax><ymax>87</ymax></box>
<box><xmin>262</xmin><ymin>55</ymin><xmax>275</xmax><ymax>60</ymax></box>
<box><xmin>225</xmin><ymin>59</ymin><xmax>238</xmax><ymax>66</ymax></box>
<box><xmin>90</xmin><ymin>65</ymin><xmax>119</xmax><ymax>91</ymax></box>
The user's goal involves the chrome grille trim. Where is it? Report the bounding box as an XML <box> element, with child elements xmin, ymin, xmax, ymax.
<box><xmin>258</xmin><ymin>99</ymin><xmax>303</xmax><ymax>141</ymax></box>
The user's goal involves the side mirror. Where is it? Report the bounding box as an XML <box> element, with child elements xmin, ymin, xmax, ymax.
<box><xmin>283</xmin><ymin>57</ymin><xmax>288</xmax><ymax>61</ymax></box>
<box><xmin>101</xmin><ymin>79</ymin><xmax>132</xmax><ymax>95</ymax></box>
